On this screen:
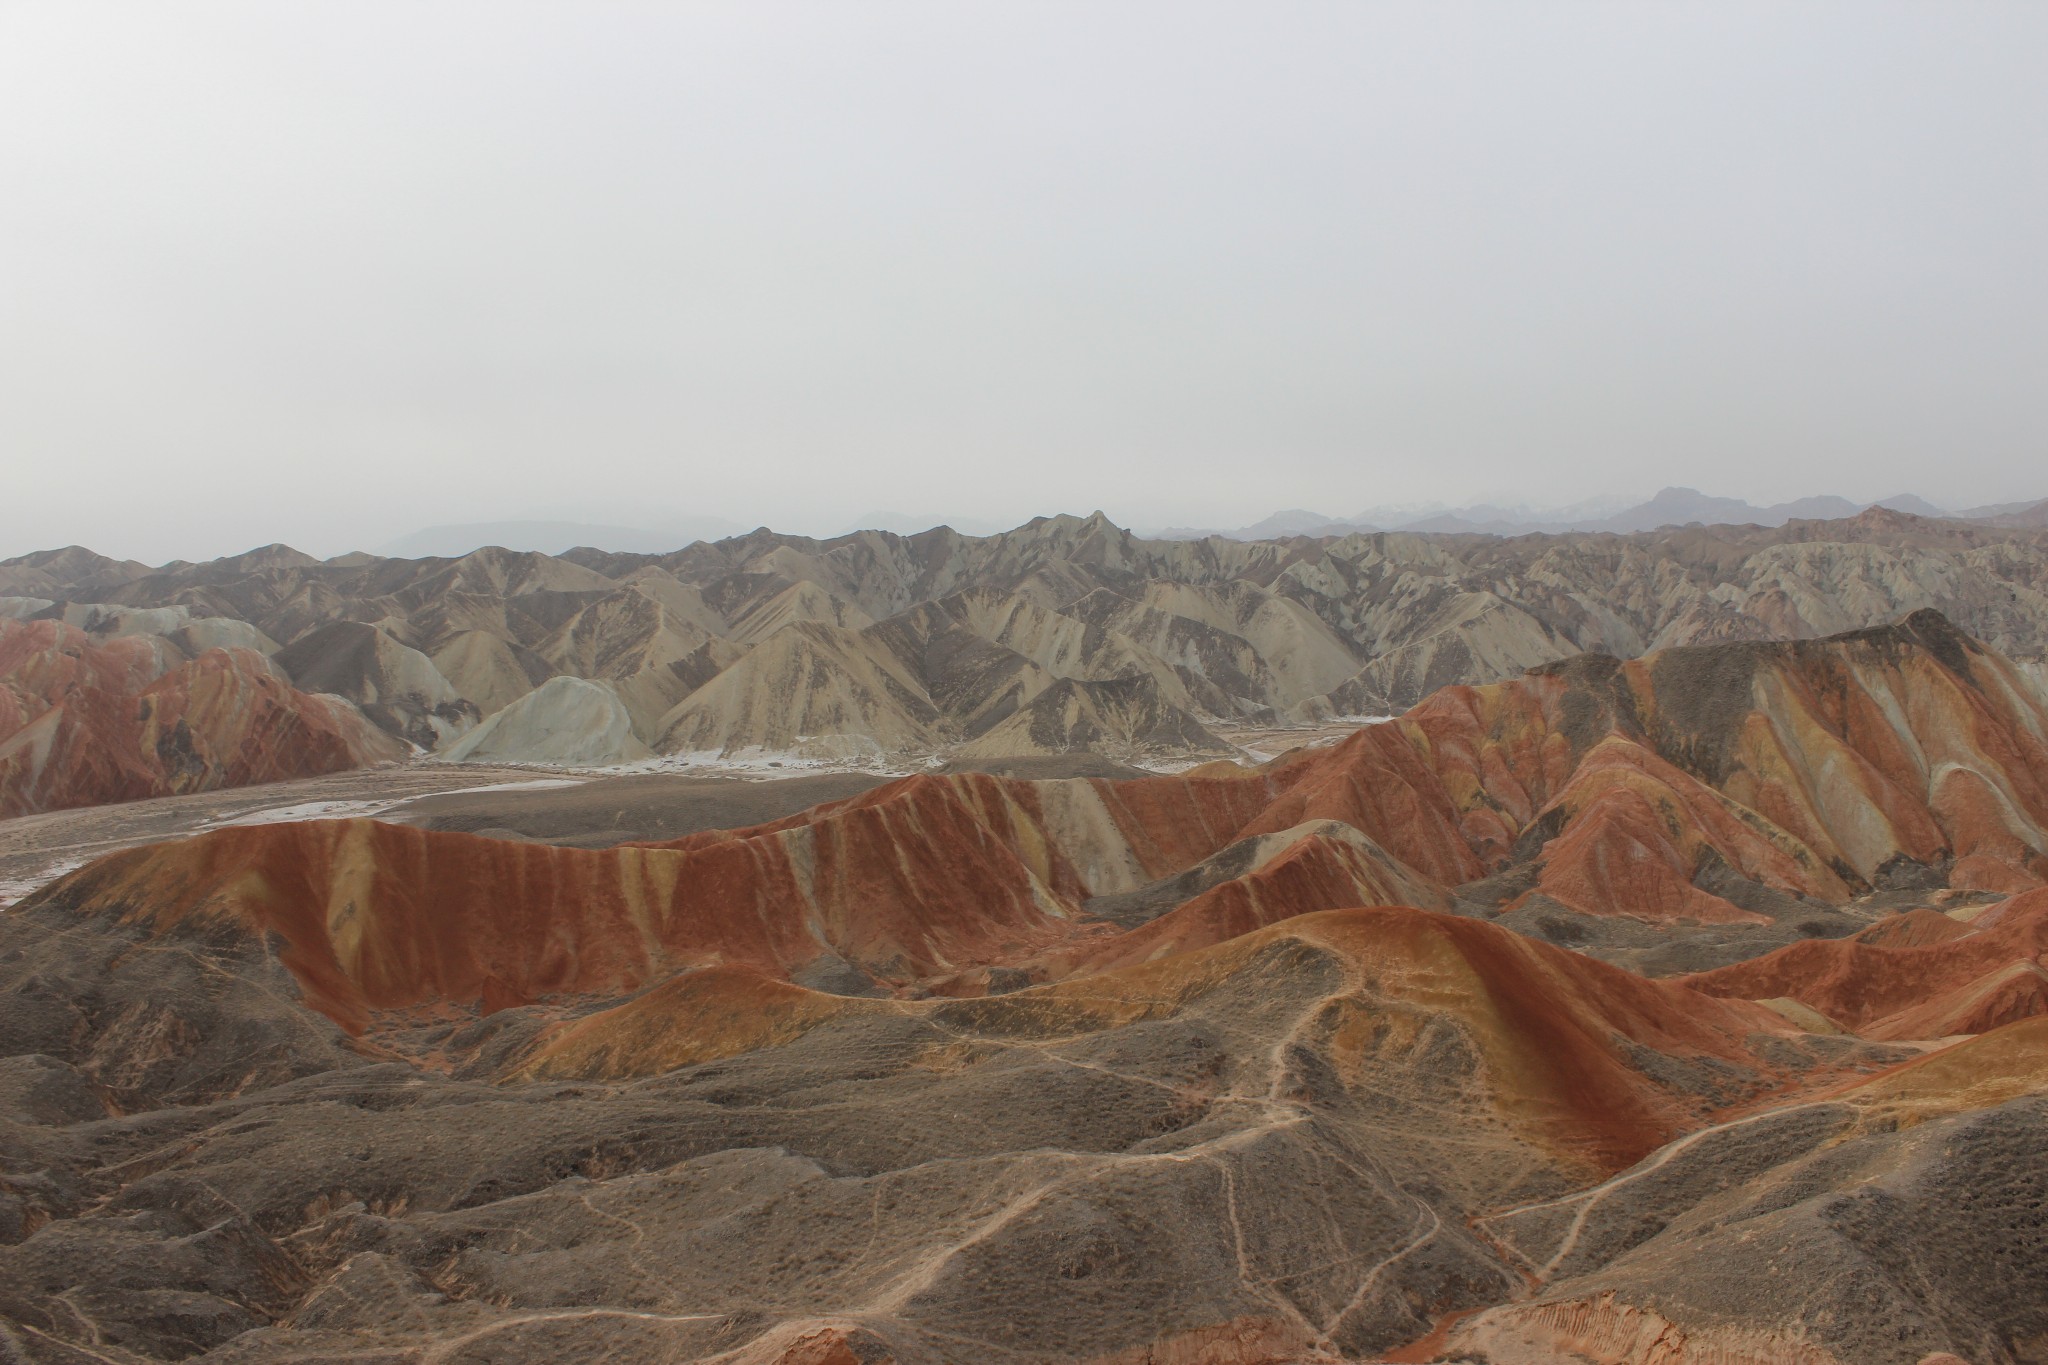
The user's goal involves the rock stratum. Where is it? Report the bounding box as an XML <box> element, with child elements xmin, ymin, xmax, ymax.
<box><xmin>0</xmin><ymin>617</ymin><xmax>403</xmax><ymax>818</ymax></box>
<box><xmin>2</xmin><ymin>613</ymin><xmax>2046</xmax><ymax>1362</ymax></box>
<box><xmin>5</xmin><ymin>501</ymin><xmax>2048</xmax><ymax>793</ymax></box>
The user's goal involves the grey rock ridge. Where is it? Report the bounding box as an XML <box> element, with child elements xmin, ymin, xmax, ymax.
<box><xmin>5</xmin><ymin>502</ymin><xmax>2048</xmax><ymax>774</ymax></box>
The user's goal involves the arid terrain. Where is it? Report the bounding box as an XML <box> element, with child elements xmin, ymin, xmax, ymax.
<box><xmin>10</xmin><ymin>0</ymin><xmax>2046</xmax><ymax>1355</ymax></box>
<box><xmin>8</xmin><ymin>505</ymin><xmax>2048</xmax><ymax>818</ymax></box>
<box><xmin>2</xmin><ymin>604</ymin><xmax>2044</xmax><ymax>1363</ymax></box>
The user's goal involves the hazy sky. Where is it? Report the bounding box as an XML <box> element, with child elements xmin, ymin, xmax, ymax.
<box><xmin>4</xmin><ymin>3</ymin><xmax>2045</xmax><ymax>561</ymax></box>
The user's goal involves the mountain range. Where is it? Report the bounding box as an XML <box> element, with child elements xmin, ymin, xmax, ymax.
<box><xmin>7</xmin><ymin>503</ymin><xmax>2048</xmax><ymax>814</ymax></box>
<box><xmin>1153</xmin><ymin>486</ymin><xmax>2041</xmax><ymax>540</ymax></box>
<box><xmin>377</xmin><ymin>516</ymin><xmax>748</xmax><ymax>559</ymax></box>
<box><xmin>2</xmin><ymin>609</ymin><xmax>2044</xmax><ymax>1361</ymax></box>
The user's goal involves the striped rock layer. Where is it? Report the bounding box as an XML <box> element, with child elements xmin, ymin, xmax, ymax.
<box><xmin>9</xmin><ymin>613</ymin><xmax>2048</xmax><ymax>1365</ymax></box>
<box><xmin>0</xmin><ymin>617</ymin><xmax>403</xmax><ymax>818</ymax></box>
<box><xmin>34</xmin><ymin>611</ymin><xmax>2048</xmax><ymax>1042</ymax></box>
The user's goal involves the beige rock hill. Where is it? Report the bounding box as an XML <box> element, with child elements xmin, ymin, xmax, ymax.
<box><xmin>533</xmin><ymin>585</ymin><xmax>724</xmax><ymax>740</ymax></box>
<box><xmin>273</xmin><ymin>621</ymin><xmax>479</xmax><ymax>750</ymax></box>
<box><xmin>723</xmin><ymin>579</ymin><xmax>874</xmax><ymax>645</ymax></box>
<box><xmin>656</xmin><ymin>621</ymin><xmax>941</xmax><ymax>756</ymax></box>
<box><xmin>442</xmin><ymin>675</ymin><xmax>650</xmax><ymax>766</ymax></box>
<box><xmin>428</xmin><ymin>628</ymin><xmax>553</xmax><ymax>719</ymax></box>
<box><xmin>10</xmin><ymin>505</ymin><xmax>2048</xmax><ymax>767</ymax></box>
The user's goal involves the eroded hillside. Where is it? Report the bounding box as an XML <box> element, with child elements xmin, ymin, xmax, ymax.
<box><xmin>3</xmin><ymin>615</ymin><xmax>2045</xmax><ymax>1362</ymax></box>
<box><xmin>6</xmin><ymin>506</ymin><xmax>2048</xmax><ymax>807</ymax></box>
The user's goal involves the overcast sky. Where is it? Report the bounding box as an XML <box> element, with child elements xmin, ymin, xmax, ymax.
<box><xmin>3</xmin><ymin>3</ymin><xmax>2045</xmax><ymax>561</ymax></box>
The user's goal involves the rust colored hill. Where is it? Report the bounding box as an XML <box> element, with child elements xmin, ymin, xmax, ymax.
<box><xmin>1376</xmin><ymin>610</ymin><xmax>2048</xmax><ymax>921</ymax></box>
<box><xmin>0</xmin><ymin>618</ymin><xmax>403</xmax><ymax>817</ymax></box>
<box><xmin>30</xmin><ymin>769</ymin><xmax>1327</xmax><ymax>1029</ymax></box>
<box><xmin>1829</xmin><ymin>1014</ymin><xmax>2048</xmax><ymax>1128</ymax></box>
<box><xmin>1200</xmin><ymin>908</ymin><xmax>1809</xmax><ymax>1169</ymax></box>
<box><xmin>11</xmin><ymin>616</ymin><xmax>2048</xmax><ymax>1364</ymax></box>
<box><xmin>1100</xmin><ymin>612</ymin><xmax>2044</xmax><ymax>951</ymax></box>
<box><xmin>1218</xmin><ymin>610</ymin><xmax>2048</xmax><ymax>935</ymax></box>
<box><xmin>1015</xmin><ymin>822</ymin><xmax>1446</xmax><ymax>987</ymax></box>
<box><xmin>35</xmin><ymin>804</ymin><xmax>1050</xmax><ymax>1032</ymax></box>
<box><xmin>1849</xmin><ymin>906</ymin><xmax>1977</xmax><ymax>948</ymax></box>
<box><xmin>25</xmin><ymin>613</ymin><xmax>2048</xmax><ymax>1038</ymax></box>
<box><xmin>510</xmin><ymin>905</ymin><xmax>1810</xmax><ymax>1174</ymax></box>
<box><xmin>1684</xmin><ymin>888</ymin><xmax>2048</xmax><ymax>1038</ymax></box>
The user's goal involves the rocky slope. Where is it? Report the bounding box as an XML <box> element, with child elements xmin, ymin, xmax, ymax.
<box><xmin>30</xmin><ymin>612</ymin><xmax>2048</xmax><ymax>1002</ymax></box>
<box><xmin>7</xmin><ymin>503</ymin><xmax>2048</xmax><ymax>770</ymax></box>
<box><xmin>1683</xmin><ymin>890</ymin><xmax>2048</xmax><ymax>1040</ymax></box>
<box><xmin>3</xmin><ymin>614</ymin><xmax>2045</xmax><ymax>1361</ymax></box>
<box><xmin>4</xmin><ymin>884</ymin><xmax>1998</xmax><ymax>1365</ymax></box>
<box><xmin>0</xmin><ymin>618</ymin><xmax>403</xmax><ymax>817</ymax></box>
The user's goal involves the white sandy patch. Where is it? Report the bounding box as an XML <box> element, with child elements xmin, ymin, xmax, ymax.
<box><xmin>601</xmin><ymin>746</ymin><xmax>915</xmax><ymax>778</ymax></box>
<box><xmin>445</xmin><ymin>778</ymin><xmax>589</xmax><ymax>794</ymax></box>
<box><xmin>0</xmin><ymin>856</ymin><xmax>88</xmax><ymax>909</ymax></box>
<box><xmin>206</xmin><ymin>799</ymin><xmax>416</xmax><ymax>827</ymax></box>
<box><xmin>1130</xmin><ymin>755</ymin><xmax>1219</xmax><ymax>774</ymax></box>
<box><xmin>207</xmin><ymin>778</ymin><xmax>592</xmax><ymax>828</ymax></box>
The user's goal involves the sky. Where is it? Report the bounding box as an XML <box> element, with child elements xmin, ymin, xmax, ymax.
<box><xmin>3</xmin><ymin>2</ymin><xmax>2045</xmax><ymax>562</ymax></box>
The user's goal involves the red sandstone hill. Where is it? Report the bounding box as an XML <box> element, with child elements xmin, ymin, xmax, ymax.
<box><xmin>688</xmin><ymin>608</ymin><xmax>2048</xmax><ymax>928</ymax></box>
<box><xmin>1684</xmin><ymin>888</ymin><xmax>2048</xmax><ymax>1039</ymax></box>
<box><xmin>0</xmin><ymin>617</ymin><xmax>403</xmax><ymax>817</ymax></box>
<box><xmin>1390</xmin><ymin>608</ymin><xmax>2048</xmax><ymax>908</ymax></box>
<box><xmin>10</xmin><ymin>613</ymin><xmax>2048</xmax><ymax>1365</ymax></box>
<box><xmin>508</xmin><ymin>905</ymin><xmax>1820</xmax><ymax>1172</ymax></box>
<box><xmin>29</xmin><ymin>613</ymin><xmax>2048</xmax><ymax>1048</ymax></box>
<box><xmin>29</xmin><ymin>772</ymin><xmax>1280</xmax><ymax>1028</ymax></box>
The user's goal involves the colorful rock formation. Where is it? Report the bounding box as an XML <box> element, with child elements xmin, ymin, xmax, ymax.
<box><xmin>1685</xmin><ymin>889</ymin><xmax>2048</xmax><ymax>1039</ymax></box>
<box><xmin>7</xmin><ymin>612</ymin><xmax>2048</xmax><ymax>1363</ymax></box>
<box><xmin>31</xmin><ymin>613</ymin><xmax>2048</xmax><ymax>1049</ymax></box>
<box><xmin>11</xmin><ymin>502</ymin><xmax>2048</xmax><ymax>768</ymax></box>
<box><xmin>0</xmin><ymin>618</ymin><xmax>403</xmax><ymax>817</ymax></box>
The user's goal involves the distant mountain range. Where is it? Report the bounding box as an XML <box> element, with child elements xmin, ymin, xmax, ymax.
<box><xmin>1150</xmin><ymin>487</ymin><xmax>2037</xmax><ymax>540</ymax></box>
<box><xmin>11</xmin><ymin>502</ymin><xmax>2048</xmax><ymax>794</ymax></box>
<box><xmin>378</xmin><ymin>517</ymin><xmax>746</xmax><ymax>559</ymax></box>
<box><xmin>369</xmin><ymin>491</ymin><xmax>2047</xmax><ymax>559</ymax></box>
<box><xmin>836</xmin><ymin>511</ymin><xmax>1014</xmax><ymax>537</ymax></box>
<box><xmin>376</xmin><ymin>515</ymin><xmax>1023</xmax><ymax>558</ymax></box>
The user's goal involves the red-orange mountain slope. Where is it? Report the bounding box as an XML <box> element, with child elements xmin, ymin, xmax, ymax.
<box><xmin>508</xmin><ymin>904</ymin><xmax>1820</xmax><ymax>1173</ymax></box>
<box><xmin>0</xmin><ymin>618</ymin><xmax>403</xmax><ymax>817</ymax></box>
<box><xmin>1685</xmin><ymin>888</ymin><xmax>2048</xmax><ymax>1039</ymax></box>
<box><xmin>24</xmin><ymin>612</ymin><xmax>2048</xmax><ymax>1039</ymax></box>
